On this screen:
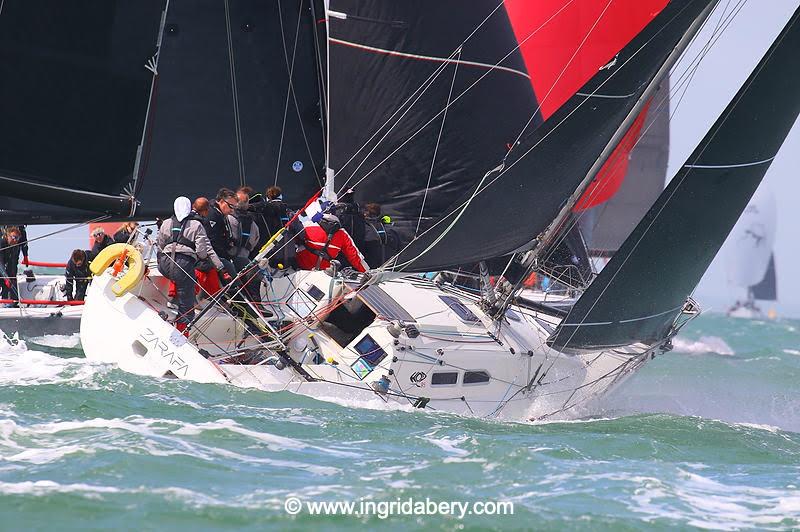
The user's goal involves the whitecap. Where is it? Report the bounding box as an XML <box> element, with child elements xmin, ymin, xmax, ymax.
<box><xmin>27</xmin><ymin>333</ymin><xmax>81</xmax><ymax>349</ymax></box>
<box><xmin>421</xmin><ymin>433</ymin><xmax>470</xmax><ymax>457</ymax></box>
<box><xmin>672</xmin><ymin>336</ymin><xmax>735</xmax><ymax>356</ymax></box>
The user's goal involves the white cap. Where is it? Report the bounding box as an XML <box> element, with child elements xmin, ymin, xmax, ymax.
<box><xmin>174</xmin><ymin>196</ymin><xmax>191</xmax><ymax>222</ymax></box>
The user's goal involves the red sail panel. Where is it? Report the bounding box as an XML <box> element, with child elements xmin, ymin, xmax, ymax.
<box><xmin>505</xmin><ymin>0</ymin><xmax>667</xmax><ymax>118</ymax></box>
<box><xmin>574</xmin><ymin>101</ymin><xmax>652</xmax><ymax>210</ymax></box>
<box><xmin>505</xmin><ymin>0</ymin><xmax>667</xmax><ymax>210</ymax></box>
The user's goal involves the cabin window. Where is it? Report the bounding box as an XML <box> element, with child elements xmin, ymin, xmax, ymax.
<box><xmin>438</xmin><ymin>295</ymin><xmax>480</xmax><ymax>323</ymax></box>
<box><xmin>463</xmin><ymin>370</ymin><xmax>490</xmax><ymax>385</ymax></box>
<box><xmin>431</xmin><ymin>372</ymin><xmax>459</xmax><ymax>386</ymax></box>
<box><xmin>350</xmin><ymin>335</ymin><xmax>387</xmax><ymax>380</ymax></box>
<box><xmin>306</xmin><ymin>284</ymin><xmax>325</xmax><ymax>302</ymax></box>
<box><xmin>322</xmin><ymin>297</ymin><xmax>377</xmax><ymax>347</ymax></box>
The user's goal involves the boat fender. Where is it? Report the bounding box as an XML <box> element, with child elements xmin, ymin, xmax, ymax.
<box><xmin>89</xmin><ymin>243</ymin><xmax>145</xmax><ymax>296</ymax></box>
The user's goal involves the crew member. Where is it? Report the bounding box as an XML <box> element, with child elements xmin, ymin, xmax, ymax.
<box><xmin>296</xmin><ymin>213</ymin><xmax>369</xmax><ymax>273</ymax></box>
<box><xmin>113</xmin><ymin>222</ymin><xmax>138</xmax><ymax>244</ymax></box>
<box><xmin>229</xmin><ymin>190</ymin><xmax>261</xmax><ymax>301</ymax></box>
<box><xmin>193</xmin><ymin>197</ymin><xmax>210</xmax><ymax>219</ymax></box>
<box><xmin>89</xmin><ymin>227</ymin><xmax>114</xmax><ymax>260</ymax></box>
<box><xmin>206</xmin><ymin>188</ymin><xmax>237</xmax><ymax>279</ymax></box>
<box><xmin>157</xmin><ymin>197</ymin><xmax>229</xmax><ymax>332</ymax></box>
<box><xmin>0</xmin><ymin>227</ymin><xmax>23</xmax><ymax>306</ymax></box>
<box><xmin>362</xmin><ymin>203</ymin><xmax>401</xmax><ymax>268</ymax></box>
<box><xmin>64</xmin><ymin>249</ymin><xmax>91</xmax><ymax>301</ymax></box>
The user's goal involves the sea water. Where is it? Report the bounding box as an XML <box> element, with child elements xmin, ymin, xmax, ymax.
<box><xmin>0</xmin><ymin>314</ymin><xmax>798</xmax><ymax>530</ymax></box>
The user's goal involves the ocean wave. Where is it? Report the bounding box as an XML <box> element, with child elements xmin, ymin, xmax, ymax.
<box><xmin>27</xmin><ymin>333</ymin><xmax>81</xmax><ymax>349</ymax></box>
<box><xmin>672</xmin><ymin>335</ymin><xmax>735</xmax><ymax>356</ymax></box>
<box><xmin>0</xmin><ymin>415</ymin><xmax>342</xmax><ymax>475</ymax></box>
<box><xmin>630</xmin><ymin>470</ymin><xmax>800</xmax><ymax>530</ymax></box>
<box><xmin>0</xmin><ymin>342</ymin><xmax>106</xmax><ymax>387</ymax></box>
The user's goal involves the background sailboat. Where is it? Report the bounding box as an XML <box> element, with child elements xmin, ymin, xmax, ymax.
<box><xmin>726</xmin><ymin>189</ymin><xmax>778</xmax><ymax>319</ymax></box>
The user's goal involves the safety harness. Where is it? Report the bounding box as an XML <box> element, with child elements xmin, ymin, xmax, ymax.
<box><xmin>168</xmin><ymin>215</ymin><xmax>195</xmax><ymax>259</ymax></box>
<box><xmin>305</xmin><ymin>215</ymin><xmax>342</xmax><ymax>270</ymax></box>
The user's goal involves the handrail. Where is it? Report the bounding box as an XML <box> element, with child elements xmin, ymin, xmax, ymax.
<box><xmin>21</xmin><ymin>259</ymin><xmax>68</xmax><ymax>268</ymax></box>
<box><xmin>0</xmin><ymin>299</ymin><xmax>84</xmax><ymax>306</ymax></box>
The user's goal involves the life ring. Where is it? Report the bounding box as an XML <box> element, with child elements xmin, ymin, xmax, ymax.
<box><xmin>89</xmin><ymin>243</ymin><xmax>145</xmax><ymax>297</ymax></box>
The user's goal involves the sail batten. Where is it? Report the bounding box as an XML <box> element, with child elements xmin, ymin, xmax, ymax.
<box><xmin>549</xmin><ymin>6</ymin><xmax>800</xmax><ymax>350</ymax></box>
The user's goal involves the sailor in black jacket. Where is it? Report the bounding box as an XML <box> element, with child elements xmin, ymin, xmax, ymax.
<box><xmin>64</xmin><ymin>249</ymin><xmax>91</xmax><ymax>301</ymax></box>
<box><xmin>205</xmin><ymin>188</ymin><xmax>237</xmax><ymax>277</ymax></box>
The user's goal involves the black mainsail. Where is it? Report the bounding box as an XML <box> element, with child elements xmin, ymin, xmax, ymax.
<box><xmin>326</xmin><ymin>0</ymin><xmax>541</xmax><ymax>235</ymax></box>
<box><xmin>0</xmin><ymin>0</ymin><xmax>325</xmax><ymax>223</ymax></box>
<box><xmin>0</xmin><ymin>0</ymin><xmax>167</xmax><ymax>215</ymax></box>
<box><xmin>751</xmin><ymin>255</ymin><xmax>778</xmax><ymax>302</ymax></box>
<box><xmin>550</xmin><ymin>6</ymin><xmax>800</xmax><ymax>350</ymax></box>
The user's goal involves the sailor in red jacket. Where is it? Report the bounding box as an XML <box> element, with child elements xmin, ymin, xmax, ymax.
<box><xmin>296</xmin><ymin>214</ymin><xmax>369</xmax><ymax>272</ymax></box>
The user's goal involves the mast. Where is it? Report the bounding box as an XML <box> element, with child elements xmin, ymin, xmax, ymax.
<box><xmin>533</xmin><ymin>0</ymin><xmax>718</xmax><ymax>261</ymax></box>
<box><xmin>324</xmin><ymin>0</ymin><xmax>335</xmax><ymax>200</ymax></box>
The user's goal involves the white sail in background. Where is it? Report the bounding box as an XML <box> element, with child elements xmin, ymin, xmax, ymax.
<box><xmin>726</xmin><ymin>189</ymin><xmax>777</xmax><ymax>289</ymax></box>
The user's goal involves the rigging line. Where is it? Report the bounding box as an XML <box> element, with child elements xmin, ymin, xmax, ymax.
<box><xmin>331</xmin><ymin>0</ymin><xmax>508</xmax><ymax>178</ymax></box>
<box><xmin>381</xmin><ymin>0</ymin><xmax>709</xmax><ymax>273</ymax></box>
<box><xmin>329</xmin><ymin>38</ymin><xmax>530</xmax><ymax>79</ymax></box>
<box><xmin>535</xmin><ymin>0</ymin><xmax>745</xmax><ymax>276</ymax></box>
<box><xmin>541</xmin><ymin>0</ymin><xmax>741</xmax><ymax>251</ymax></box>
<box><xmin>336</xmin><ymin>0</ymin><xmax>580</xmax><ymax>194</ymax></box>
<box><xmin>287</xmin><ymin>10</ymin><xmax>323</xmax><ymax>184</ymax></box>
<box><xmin>309</xmin><ymin>0</ymin><xmax>328</xmax><ymax>160</ymax></box>
<box><xmin>274</xmin><ymin>0</ymin><xmax>311</xmax><ymax>185</ymax></box>
<box><xmin>335</xmin><ymin>57</ymin><xmax>455</xmax><ymax>194</ymax></box>
<box><xmin>508</xmin><ymin>0</ymin><xmax>616</xmax><ymax>159</ymax></box>
<box><xmin>145</xmin><ymin>233</ymin><xmax>284</xmax><ymax>354</ymax></box>
<box><xmin>586</xmin><ymin>0</ymin><xmax>781</xmax><ymax>328</ymax></box>
<box><xmin>415</xmin><ymin>48</ymin><xmax>461</xmax><ymax>236</ymax></box>
<box><xmin>223</xmin><ymin>0</ymin><xmax>246</xmax><ymax>186</ymax></box>
<box><xmin>0</xmin><ymin>215</ymin><xmax>110</xmax><ymax>253</ymax></box>
<box><xmin>544</xmin><ymin>0</ymin><xmax>754</xmax><ymax>353</ymax></box>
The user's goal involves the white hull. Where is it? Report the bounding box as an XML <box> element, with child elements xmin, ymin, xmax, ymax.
<box><xmin>726</xmin><ymin>301</ymin><xmax>764</xmax><ymax>320</ymax></box>
<box><xmin>0</xmin><ymin>274</ymin><xmax>81</xmax><ymax>336</ymax></box>
<box><xmin>80</xmin><ymin>253</ymin><xmax>670</xmax><ymax>421</ymax></box>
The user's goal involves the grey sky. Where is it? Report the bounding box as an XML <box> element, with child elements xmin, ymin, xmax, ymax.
<box><xmin>23</xmin><ymin>0</ymin><xmax>800</xmax><ymax>315</ymax></box>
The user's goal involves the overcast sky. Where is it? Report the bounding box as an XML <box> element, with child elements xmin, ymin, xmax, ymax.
<box><xmin>664</xmin><ymin>0</ymin><xmax>799</xmax><ymax>317</ymax></box>
<box><xmin>24</xmin><ymin>0</ymin><xmax>800</xmax><ymax>316</ymax></box>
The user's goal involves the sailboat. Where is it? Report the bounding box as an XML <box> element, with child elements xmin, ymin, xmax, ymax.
<box><xmin>726</xmin><ymin>189</ymin><xmax>778</xmax><ymax>319</ymax></box>
<box><xmin>3</xmin><ymin>0</ymin><xmax>800</xmax><ymax>420</ymax></box>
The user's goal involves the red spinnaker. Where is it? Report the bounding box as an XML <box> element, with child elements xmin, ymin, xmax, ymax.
<box><xmin>505</xmin><ymin>0</ymin><xmax>668</xmax><ymax>210</ymax></box>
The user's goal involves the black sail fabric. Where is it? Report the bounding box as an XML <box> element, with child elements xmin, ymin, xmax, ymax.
<box><xmin>549</xmin><ymin>7</ymin><xmax>800</xmax><ymax>350</ymax></box>
<box><xmin>134</xmin><ymin>0</ymin><xmax>325</xmax><ymax>217</ymax></box>
<box><xmin>0</xmin><ymin>0</ymin><xmax>167</xmax><ymax>213</ymax></box>
<box><xmin>386</xmin><ymin>0</ymin><xmax>715</xmax><ymax>272</ymax></box>
<box><xmin>751</xmin><ymin>254</ymin><xmax>777</xmax><ymax>301</ymax></box>
<box><xmin>0</xmin><ymin>0</ymin><xmax>325</xmax><ymax>223</ymax></box>
<box><xmin>580</xmin><ymin>80</ymin><xmax>671</xmax><ymax>256</ymax></box>
<box><xmin>327</xmin><ymin>0</ymin><xmax>541</xmax><ymax>239</ymax></box>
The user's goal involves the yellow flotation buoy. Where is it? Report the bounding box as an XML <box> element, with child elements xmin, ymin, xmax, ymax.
<box><xmin>89</xmin><ymin>243</ymin><xmax>145</xmax><ymax>297</ymax></box>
